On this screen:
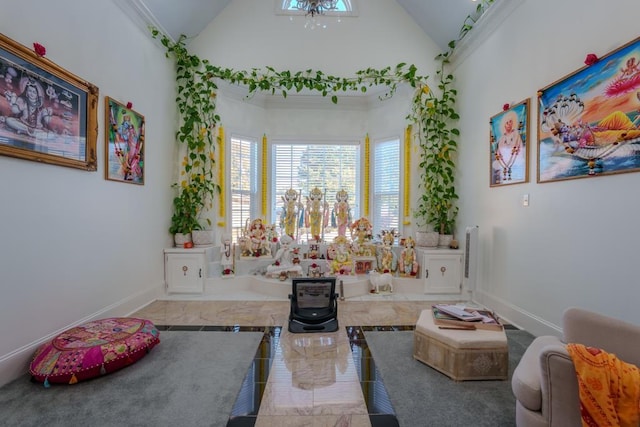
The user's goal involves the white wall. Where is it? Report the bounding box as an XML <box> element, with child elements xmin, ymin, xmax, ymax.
<box><xmin>192</xmin><ymin>0</ymin><xmax>437</xmax><ymax>231</ymax></box>
<box><xmin>0</xmin><ymin>0</ymin><xmax>175</xmax><ymax>385</ymax></box>
<box><xmin>455</xmin><ymin>0</ymin><xmax>640</xmax><ymax>334</ymax></box>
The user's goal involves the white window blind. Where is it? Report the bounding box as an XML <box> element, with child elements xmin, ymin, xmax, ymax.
<box><xmin>230</xmin><ymin>136</ymin><xmax>258</xmax><ymax>242</ymax></box>
<box><xmin>372</xmin><ymin>138</ymin><xmax>400</xmax><ymax>238</ymax></box>
<box><xmin>272</xmin><ymin>142</ymin><xmax>360</xmax><ymax>242</ymax></box>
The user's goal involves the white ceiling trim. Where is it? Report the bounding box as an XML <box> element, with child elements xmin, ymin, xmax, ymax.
<box><xmin>114</xmin><ymin>0</ymin><xmax>173</xmax><ymax>42</ymax></box>
<box><xmin>451</xmin><ymin>0</ymin><xmax>525</xmax><ymax>68</ymax></box>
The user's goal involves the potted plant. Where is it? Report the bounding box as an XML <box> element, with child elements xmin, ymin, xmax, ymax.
<box><xmin>412</xmin><ymin>53</ymin><xmax>459</xmax><ymax>245</ymax></box>
<box><xmin>411</xmin><ymin>0</ymin><xmax>495</xmax><ymax>245</ymax></box>
<box><xmin>169</xmin><ymin>190</ymin><xmax>200</xmax><ymax>246</ymax></box>
<box><xmin>154</xmin><ymin>30</ymin><xmax>220</xmax><ymax>246</ymax></box>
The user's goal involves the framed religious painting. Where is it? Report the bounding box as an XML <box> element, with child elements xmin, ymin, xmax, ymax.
<box><xmin>0</xmin><ymin>33</ymin><xmax>98</xmax><ymax>170</ymax></box>
<box><xmin>489</xmin><ymin>98</ymin><xmax>530</xmax><ymax>186</ymax></box>
<box><xmin>538</xmin><ymin>35</ymin><xmax>640</xmax><ymax>183</ymax></box>
<box><xmin>105</xmin><ymin>97</ymin><xmax>145</xmax><ymax>184</ymax></box>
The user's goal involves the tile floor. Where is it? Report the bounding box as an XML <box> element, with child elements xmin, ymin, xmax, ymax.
<box><xmin>132</xmin><ymin>295</ymin><xmax>450</xmax><ymax>427</ymax></box>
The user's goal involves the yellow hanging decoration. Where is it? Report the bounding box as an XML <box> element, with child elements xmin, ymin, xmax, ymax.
<box><xmin>403</xmin><ymin>125</ymin><xmax>412</xmax><ymax>225</ymax></box>
<box><xmin>364</xmin><ymin>134</ymin><xmax>370</xmax><ymax>217</ymax></box>
<box><xmin>261</xmin><ymin>134</ymin><xmax>268</xmax><ymax>217</ymax></box>
<box><xmin>217</xmin><ymin>126</ymin><xmax>226</xmax><ymax>227</ymax></box>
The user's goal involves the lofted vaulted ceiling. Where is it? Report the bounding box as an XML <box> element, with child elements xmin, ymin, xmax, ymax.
<box><xmin>135</xmin><ymin>0</ymin><xmax>483</xmax><ymax>52</ymax></box>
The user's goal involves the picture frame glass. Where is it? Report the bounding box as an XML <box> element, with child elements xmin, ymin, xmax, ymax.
<box><xmin>105</xmin><ymin>97</ymin><xmax>145</xmax><ymax>184</ymax></box>
<box><xmin>490</xmin><ymin>98</ymin><xmax>530</xmax><ymax>186</ymax></box>
<box><xmin>0</xmin><ymin>33</ymin><xmax>97</xmax><ymax>170</ymax></box>
<box><xmin>538</xmin><ymin>36</ymin><xmax>640</xmax><ymax>183</ymax></box>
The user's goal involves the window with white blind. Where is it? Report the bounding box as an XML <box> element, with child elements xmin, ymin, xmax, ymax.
<box><xmin>230</xmin><ymin>136</ymin><xmax>259</xmax><ymax>242</ymax></box>
<box><xmin>372</xmin><ymin>138</ymin><xmax>400</xmax><ymax>238</ymax></box>
<box><xmin>271</xmin><ymin>142</ymin><xmax>360</xmax><ymax>243</ymax></box>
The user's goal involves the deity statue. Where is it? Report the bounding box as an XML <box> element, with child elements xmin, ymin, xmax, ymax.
<box><xmin>240</xmin><ymin>218</ymin><xmax>271</xmax><ymax>258</ymax></box>
<box><xmin>326</xmin><ymin>235</ymin><xmax>353</xmax><ymax>275</ymax></box>
<box><xmin>265</xmin><ymin>223</ymin><xmax>279</xmax><ymax>244</ymax></box>
<box><xmin>332</xmin><ymin>189</ymin><xmax>351</xmax><ymax>238</ymax></box>
<box><xmin>266</xmin><ymin>234</ymin><xmax>303</xmax><ymax>280</ymax></box>
<box><xmin>220</xmin><ymin>234</ymin><xmax>234</xmax><ymax>277</ymax></box>
<box><xmin>350</xmin><ymin>217</ymin><xmax>374</xmax><ymax>256</ymax></box>
<box><xmin>398</xmin><ymin>236</ymin><xmax>419</xmax><ymax>277</ymax></box>
<box><xmin>377</xmin><ymin>229</ymin><xmax>398</xmax><ymax>274</ymax></box>
<box><xmin>281</xmin><ymin>188</ymin><xmax>303</xmax><ymax>239</ymax></box>
<box><xmin>305</xmin><ymin>187</ymin><xmax>328</xmax><ymax>242</ymax></box>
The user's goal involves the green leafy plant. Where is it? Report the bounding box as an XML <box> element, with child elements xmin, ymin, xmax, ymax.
<box><xmin>168</xmin><ymin>191</ymin><xmax>201</xmax><ymax>235</ymax></box>
<box><xmin>412</xmin><ymin>0</ymin><xmax>494</xmax><ymax>235</ymax></box>
<box><xmin>152</xmin><ymin>30</ymin><xmax>220</xmax><ymax>234</ymax></box>
<box><xmin>153</xmin><ymin>0</ymin><xmax>493</xmax><ymax>237</ymax></box>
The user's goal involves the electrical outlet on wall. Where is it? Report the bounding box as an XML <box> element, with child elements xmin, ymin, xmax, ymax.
<box><xmin>522</xmin><ymin>194</ymin><xmax>529</xmax><ymax>207</ymax></box>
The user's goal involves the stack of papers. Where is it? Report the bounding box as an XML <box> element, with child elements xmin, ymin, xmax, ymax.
<box><xmin>433</xmin><ymin>304</ymin><xmax>498</xmax><ymax>324</ymax></box>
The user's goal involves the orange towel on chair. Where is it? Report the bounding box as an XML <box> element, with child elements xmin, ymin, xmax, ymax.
<box><xmin>567</xmin><ymin>343</ymin><xmax>640</xmax><ymax>427</ymax></box>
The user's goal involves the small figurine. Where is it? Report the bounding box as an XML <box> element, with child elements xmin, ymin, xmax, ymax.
<box><xmin>266</xmin><ymin>234</ymin><xmax>303</xmax><ymax>279</ymax></box>
<box><xmin>369</xmin><ymin>270</ymin><xmax>394</xmax><ymax>293</ymax></box>
<box><xmin>305</xmin><ymin>187</ymin><xmax>329</xmax><ymax>242</ymax></box>
<box><xmin>308</xmin><ymin>262</ymin><xmax>323</xmax><ymax>278</ymax></box>
<box><xmin>332</xmin><ymin>189</ymin><xmax>351</xmax><ymax>238</ymax></box>
<box><xmin>398</xmin><ymin>236</ymin><xmax>419</xmax><ymax>277</ymax></box>
<box><xmin>377</xmin><ymin>229</ymin><xmax>398</xmax><ymax>273</ymax></box>
<box><xmin>350</xmin><ymin>217</ymin><xmax>374</xmax><ymax>256</ymax></box>
<box><xmin>240</xmin><ymin>218</ymin><xmax>271</xmax><ymax>258</ymax></box>
<box><xmin>308</xmin><ymin>243</ymin><xmax>319</xmax><ymax>259</ymax></box>
<box><xmin>281</xmin><ymin>188</ymin><xmax>303</xmax><ymax>240</ymax></box>
<box><xmin>327</xmin><ymin>235</ymin><xmax>353</xmax><ymax>275</ymax></box>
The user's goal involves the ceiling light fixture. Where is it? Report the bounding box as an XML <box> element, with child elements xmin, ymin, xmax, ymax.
<box><xmin>294</xmin><ymin>0</ymin><xmax>339</xmax><ymax>17</ymax></box>
<box><xmin>294</xmin><ymin>0</ymin><xmax>340</xmax><ymax>29</ymax></box>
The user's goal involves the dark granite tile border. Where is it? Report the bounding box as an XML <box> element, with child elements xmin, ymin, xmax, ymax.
<box><xmin>157</xmin><ymin>323</ymin><xmax>520</xmax><ymax>427</ymax></box>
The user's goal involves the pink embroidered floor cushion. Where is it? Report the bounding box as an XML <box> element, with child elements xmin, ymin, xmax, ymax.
<box><xmin>29</xmin><ymin>317</ymin><xmax>160</xmax><ymax>386</ymax></box>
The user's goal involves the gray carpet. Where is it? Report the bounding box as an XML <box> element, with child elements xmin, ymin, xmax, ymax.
<box><xmin>365</xmin><ymin>329</ymin><xmax>535</xmax><ymax>427</ymax></box>
<box><xmin>0</xmin><ymin>331</ymin><xmax>263</xmax><ymax>427</ymax></box>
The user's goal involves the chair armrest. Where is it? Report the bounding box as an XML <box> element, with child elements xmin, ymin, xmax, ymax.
<box><xmin>539</xmin><ymin>343</ymin><xmax>581</xmax><ymax>427</ymax></box>
<box><xmin>512</xmin><ymin>335</ymin><xmax>559</xmax><ymax>411</ymax></box>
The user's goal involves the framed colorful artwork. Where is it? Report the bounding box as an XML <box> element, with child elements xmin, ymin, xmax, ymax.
<box><xmin>538</xmin><ymin>35</ymin><xmax>640</xmax><ymax>183</ymax></box>
<box><xmin>489</xmin><ymin>98</ymin><xmax>530</xmax><ymax>186</ymax></box>
<box><xmin>0</xmin><ymin>33</ymin><xmax>98</xmax><ymax>170</ymax></box>
<box><xmin>105</xmin><ymin>97</ymin><xmax>145</xmax><ymax>184</ymax></box>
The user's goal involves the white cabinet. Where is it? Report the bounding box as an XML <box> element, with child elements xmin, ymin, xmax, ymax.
<box><xmin>164</xmin><ymin>248</ymin><xmax>210</xmax><ymax>293</ymax></box>
<box><xmin>419</xmin><ymin>248</ymin><xmax>463</xmax><ymax>294</ymax></box>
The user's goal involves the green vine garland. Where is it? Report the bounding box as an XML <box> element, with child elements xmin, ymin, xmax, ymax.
<box><xmin>154</xmin><ymin>0</ymin><xmax>493</xmax><ymax>236</ymax></box>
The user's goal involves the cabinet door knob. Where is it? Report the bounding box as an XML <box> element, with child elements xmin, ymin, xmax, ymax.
<box><xmin>182</xmin><ymin>265</ymin><xmax>188</xmax><ymax>276</ymax></box>
<box><xmin>199</xmin><ymin>268</ymin><xmax>202</xmax><ymax>278</ymax></box>
<box><xmin>425</xmin><ymin>269</ymin><xmax>429</xmax><ymax>278</ymax></box>
<box><xmin>441</xmin><ymin>266</ymin><xmax>446</xmax><ymax>276</ymax></box>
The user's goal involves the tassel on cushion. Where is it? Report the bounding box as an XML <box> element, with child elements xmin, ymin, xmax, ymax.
<box><xmin>69</xmin><ymin>374</ymin><xmax>78</xmax><ymax>385</ymax></box>
<box><xmin>100</xmin><ymin>364</ymin><xmax>106</xmax><ymax>375</ymax></box>
<box><xmin>43</xmin><ymin>377</ymin><xmax>50</xmax><ymax>388</ymax></box>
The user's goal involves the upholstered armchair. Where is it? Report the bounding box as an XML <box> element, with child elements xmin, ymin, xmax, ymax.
<box><xmin>511</xmin><ymin>307</ymin><xmax>640</xmax><ymax>427</ymax></box>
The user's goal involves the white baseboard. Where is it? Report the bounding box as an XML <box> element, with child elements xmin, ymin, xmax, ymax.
<box><xmin>0</xmin><ymin>283</ymin><xmax>163</xmax><ymax>388</ymax></box>
<box><xmin>475</xmin><ymin>289</ymin><xmax>562</xmax><ymax>337</ymax></box>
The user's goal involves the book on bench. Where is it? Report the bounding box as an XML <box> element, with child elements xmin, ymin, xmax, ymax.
<box><xmin>432</xmin><ymin>305</ymin><xmax>503</xmax><ymax>331</ymax></box>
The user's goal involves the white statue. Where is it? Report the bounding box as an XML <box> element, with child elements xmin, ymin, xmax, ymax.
<box><xmin>369</xmin><ymin>270</ymin><xmax>394</xmax><ymax>294</ymax></box>
<box><xmin>266</xmin><ymin>234</ymin><xmax>303</xmax><ymax>280</ymax></box>
<box><xmin>220</xmin><ymin>234</ymin><xmax>234</xmax><ymax>277</ymax></box>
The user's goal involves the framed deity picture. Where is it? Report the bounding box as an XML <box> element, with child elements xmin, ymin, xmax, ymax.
<box><xmin>105</xmin><ymin>97</ymin><xmax>145</xmax><ymax>184</ymax></box>
<box><xmin>538</xmin><ymin>35</ymin><xmax>640</xmax><ymax>183</ymax></box>
<box><xmin>0</xmin><ymin>33</ymin><xmax>98</xmax><ymax>170</ymax></box>
<box><xmin>489</xmin><ymin>98</ymin><xmax>530</xmax><ymax>186</ymax></box>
